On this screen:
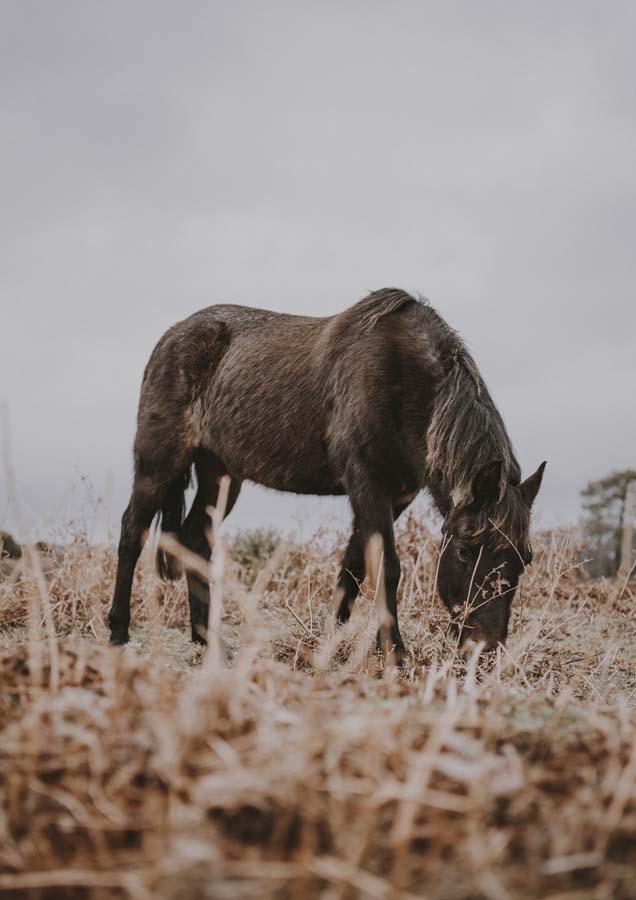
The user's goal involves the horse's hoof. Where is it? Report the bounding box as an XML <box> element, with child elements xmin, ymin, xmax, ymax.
<box><xmin>393</xmin><ymin>646</ymin><xmax>408</xmax><ymax>669</ymax></box>
<box><xmin>191</xmin><ymin>626</ymin><xmax>208</xmax><ymax>646</ymax></box>
<box><xmin>376</xmin><ymin>629</ymin><xmax>407</xmax><ymax>667</ymax></box>
<box><xmin>109</xmin><ymin>630</ymin><xmax>129</xmax><ymax>646</ymax></box>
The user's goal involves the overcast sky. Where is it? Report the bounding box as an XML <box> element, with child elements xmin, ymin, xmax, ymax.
<box><xmin>1</xmin><ymin>1</ymin><xmax>635</xmax><ymax>543</ymax></box>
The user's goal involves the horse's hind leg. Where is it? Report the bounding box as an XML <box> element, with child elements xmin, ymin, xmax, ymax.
<box><xmin>179</xmin><ymin>454</ymin><xmax>241</xmax><ymax>644</ymax></box>
<box><xmin>180</xmin><ymin>496</ymin><xmax>212</xmax><ymax>646</ymax></box>
<box><xmin>109</xmin><ymin>474</ymin><xmax>172</xmax><ymax>645</ymax></box>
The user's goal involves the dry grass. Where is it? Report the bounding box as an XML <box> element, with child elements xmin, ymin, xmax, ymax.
<box><xmin>1</xmin><ymin>513</ymin><xmax>636</xmax><ymax>899</ymax></box>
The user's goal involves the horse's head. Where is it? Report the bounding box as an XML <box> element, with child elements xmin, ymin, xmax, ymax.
<box><xmin>437</xmin><ymin>460</ymin><xmax>546</xmax><ymax>652</ymax></box>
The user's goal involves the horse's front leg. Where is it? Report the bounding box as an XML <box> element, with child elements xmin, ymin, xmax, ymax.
<box><xmin>334</xmin><ymin>515</ymin><xmax>365</xmax><ymax>624</ymax></box>
<box><xmin>345</xmin><ymin>480</ymin><xmax>405</xmax><ymax>666</ymax></box>
<box><xmin>335</xmin><ymin>497</ymin><xmax>413</xmax><ymax>634</ymax></box>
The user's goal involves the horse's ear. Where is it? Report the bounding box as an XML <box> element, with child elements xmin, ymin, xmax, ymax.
<box><xmin>472</xmin><ymin>460</ymin><xmax>504</xmax><ymax>503</ymax></box>
<box><xmin>519</xmin><ymin>461</ymin><xmax>546</xmax><ymax>508</ymax></box>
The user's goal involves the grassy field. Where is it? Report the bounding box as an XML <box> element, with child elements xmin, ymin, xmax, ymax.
<box><xmin>1</xmin><ymin>514</ymin><xmax>636</xmax><ymax>899</ymax></box>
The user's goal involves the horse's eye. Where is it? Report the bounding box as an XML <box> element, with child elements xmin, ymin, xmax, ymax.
<box><xmin>456</xmin><ymin>541</ymin><xmax>475</xmax><ymax>564</ymax></box>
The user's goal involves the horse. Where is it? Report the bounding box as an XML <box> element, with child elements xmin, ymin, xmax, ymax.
<box><xmin>108</xmin><ymin>288</ymin><xmax>545</xmax><ymax>663</ymax></box>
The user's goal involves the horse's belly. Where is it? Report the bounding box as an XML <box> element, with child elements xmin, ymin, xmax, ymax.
<box><xmin>201</xmin><ymin>390</ymin><xmax>340</xmax><ymax>495</ymax></box>
<box><xmin>211</xmin><ymin>433</ymin><xmax>341</xmax><ymax>495</ymax></box>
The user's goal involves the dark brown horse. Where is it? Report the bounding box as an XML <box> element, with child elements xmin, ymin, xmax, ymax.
<box><xmin>108</xmin><ymin>289</ymin><xmax>545</xmax><ymax>662</ymax></box>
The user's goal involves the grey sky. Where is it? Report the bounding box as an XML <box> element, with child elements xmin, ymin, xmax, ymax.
<box><xmin>1</xmin><ymin>1</ymin><xmax>635</xmax><ymax>542</ymax></box>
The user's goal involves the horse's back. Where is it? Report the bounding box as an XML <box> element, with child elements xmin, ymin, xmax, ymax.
<box><xmin>159</xmin><ymin>289</ymin><xmax>424</xmax><ymax>360</ymax></box>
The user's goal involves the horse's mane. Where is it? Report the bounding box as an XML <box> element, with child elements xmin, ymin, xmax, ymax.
<box><xmin>426</xmin><ymin>332</ymin><xmax>521</xmax><ymax>510</ymax></box>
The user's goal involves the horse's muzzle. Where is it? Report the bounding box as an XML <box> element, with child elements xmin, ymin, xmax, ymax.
<box><xmin>449</xmin><ymin>617</ymin><xmax>504</xmax><ymax>655</ymax></box>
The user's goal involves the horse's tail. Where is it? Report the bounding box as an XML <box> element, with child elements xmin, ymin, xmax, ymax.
<box><xmin>156</xmin><ymin>469</ymin><xmax>192</xmax><ymax>580</ymax></box>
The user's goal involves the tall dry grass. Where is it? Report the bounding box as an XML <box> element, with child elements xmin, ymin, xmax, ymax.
<box><xmin>1</xmin><ymin>513</ymin><xmax>636</xmax><ymax>899</ymax></box>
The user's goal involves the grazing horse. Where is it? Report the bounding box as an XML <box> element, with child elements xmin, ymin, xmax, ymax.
<box><xmin>108</xmin><ymin>289</ymin><xmax>545</xmax><ymax>662</ymax></box>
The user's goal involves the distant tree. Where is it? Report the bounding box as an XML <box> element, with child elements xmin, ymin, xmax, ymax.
<box><xmin>581</xmin><ymin>470</ymin><xmax>636</xmax><ymax>577</ymax></box>
<box><xmin>0</xmin><ymin>530</ymin><xmax>21</xmax><ymax>559</ymax></box>
<box><xmin>0</xmin><ymin>531</ymin><xmax>50</xmax><ymax>560</ymax></box>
